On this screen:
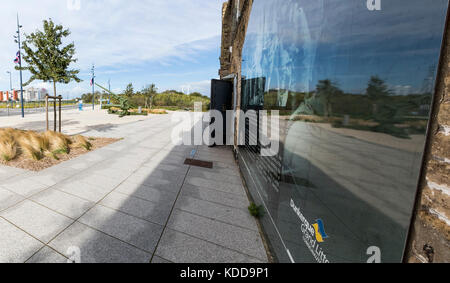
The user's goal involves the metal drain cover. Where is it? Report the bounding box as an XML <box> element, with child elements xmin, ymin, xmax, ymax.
<box><xmin>184</xmin><ymin>158</ymin><xmax>213</xmax><ymax>169</ymax></box>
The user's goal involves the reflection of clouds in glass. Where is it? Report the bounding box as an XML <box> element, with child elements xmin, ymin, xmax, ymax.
<box><xmin>242</xmin><ymin>0</ymin><xmax>447</xmax><ymax>95</ymax></box>
<box><xmin>243</xmin><ymin>0</ymin><xmax>324</xmax><ymax>101</ymax></box>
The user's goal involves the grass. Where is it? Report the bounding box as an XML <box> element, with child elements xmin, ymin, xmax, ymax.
<box><xmin>0</xmin><ymin>128</ymin><xmax>92</xmax><ymax>162</ymax></box>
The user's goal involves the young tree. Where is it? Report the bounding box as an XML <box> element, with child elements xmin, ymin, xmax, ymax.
<box><xmin>366</xmin><ymin>76</ymin><xmax>390</xmax><ymax>100</ymax></box>
<box><xmin>17</xmin><ymin>19</ymin><xmax>81</xmax><ymax>97</ymax></box>
<box><xmin>366</xmin><ymin>76</ymin><xmax>391</xmax><ymax>115</ymax></box>
<box><xmin>316</xmin><ymin>79</ymin><xmax>342</xmax><ymax>117</ymax></box>
<box><xmin>124</xmin><ymin>83</ymin><xmax>134</xmax><ymax>97</ymax></box>
<box><xmin>141</xmin><ymin>84</ymin><xmax>158</xmax><ymax>109</ymax></box>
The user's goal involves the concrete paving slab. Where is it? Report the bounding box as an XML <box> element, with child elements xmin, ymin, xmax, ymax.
<box><xmin>0</xmin><ymin>165</ymin><xmax>27</xmax><ymax>180</ymax></box>
<box><xmin>175</xmin><ymin>195</ymin><xmax>258</xmax><ymax>231</ymax></box>
<box><xmin>67</xmin><ymin>173</ymin><xmax>125</xmax><ymax>190</ymax></box>
<box><xmin>189</xmin><ymin>165</ymin><xmax>240</xmax><ymax>178</ymax></box>
<box><xmin>114</xmin><ymin>180</ymin><xmax>177</xmax><ymax>203</ymax></box>
<box><xmin>1</xmin><ymin>178</ymin><xmax>48</xmax><ymax>198</ymax></box>
<box><xmin>155</xmin><ymin>229</ymin><xmax>263</xmax><ymax>263</ymax></box>
<box><xmin>0</xmin><ymin>200</ymin><xmax>73</xmax><ymax>243</ymax></box>
<box><xmin>79</xmin><ymin>205</ymin><xmax>163</xmax><ymax>253</ymax></box>
<box><xmin>185</xmin><ymin>177</ymin><xmax>246</xmax><ymax>196</ymax></box>
<box><xmin>180</xmin><ymin>184</ymin><xmax>250</xmax><ymax>209</ymax></box>
<box><xmin>100</xmin><ymin>192</ymin><xmax>172</xmax><ymax>225</ymax></box>
<box><xmin>0</xmin><ymin>113</ymin><xmax>268</xmax><ymax>263</ymax></box>
<box><xmin>127</xmin><ymin>172</ymin><xmax>183</xmax><ymax>193</ymax></box>
<box><xmin>31</xmin><ymin>189</ymin><xmax>95</xmax><ymax>219</ymax></box>
<box><xmin>141</xmin><ymin>162</ymin><xmax>189</xmax><ymax>175</ymax></box>
<box><xmin>167</xmin><ymin>210</ymin><xmax>267</xmax><ymax>261</ymax></box>
<box><xmin>151</xmin><ymin>255</ymin><xmax>173</xmax><ymax>263</ymax></box>
<box><xmin>49</xmin><ymin>222</ymin><xmax>151</xmax><ymax>263</ymax></box>
<box><xmin>187</xmin><ymin>169</ymin><xmax>242</xmax><ymax>185</ymax></box>
<box><xmin>55</xmin><ymin>180</ymin><xmax>113</xmax><ymax>203</ymax></box>
<box><xmin>0</xmin><ymin>218</ymin><xmax>44</xmax><ymax>263</ymax></box>
<box><xmin>26</xmin><ymin>246</ymin><xmax>67</xmax><ymax>263</ymax></box>
<box><xmin>0</xmin><ymin>187</ymin><xmax>25</xmax><ymax>212</ymax></box>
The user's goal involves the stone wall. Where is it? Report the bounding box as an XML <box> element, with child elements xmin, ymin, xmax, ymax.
<box><xmin>405</xmin><ymin>13</ymin><xmax>450</xmax><ymax>263</ymax></box>
<box><xmin>218</xmin><ymin>0</ymin><xmax>253</xmax><ymax>148</ymax></box>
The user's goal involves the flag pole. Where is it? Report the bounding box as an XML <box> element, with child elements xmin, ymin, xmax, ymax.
<box><xmin>91</xmin><ymin>64</ymin><xmax>95</xmax><ymax>110</ymax></box>
<box><xmin>17</xmin><ymin>14</ymin><xmax>24</xmax><ymax>118</ymax></box>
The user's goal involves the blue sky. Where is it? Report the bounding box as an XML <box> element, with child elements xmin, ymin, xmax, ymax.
<box><xmin>0</xmin><ymin>0</ymin><xmax>224</xmax><ymax>98</ymax></box>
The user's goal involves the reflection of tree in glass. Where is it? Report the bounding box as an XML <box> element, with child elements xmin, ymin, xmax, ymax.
<box><xmin>365</xmin><ymin>76</ymin><xmax>411</xmax><ymax>139</ymax></box>
<box><xmin>367</xmin><ymin>76</ymin><xmax>391</xmax><ymax>100</ymax></box>
<box><xmin>366</xmin><ymin>76</ymin><xmax>390</xmax><ymax>115</ymax></box>
<box><xmin>316</xmin><ymin>79</ymin><xmax>342</xmax><ymax>118</ymax></box>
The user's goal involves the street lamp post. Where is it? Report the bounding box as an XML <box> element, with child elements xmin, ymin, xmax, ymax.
<box><xmin>91</xmin><ymin>64</ymin><xmax>95</xmax><ymax>110</ymax></box>
<box><xmin>5</xmin><ymin>71</ymin><xmax>12</xmax><ymax>117</ymax></box>
<box><xmin>6</xmin><ymin>71</ymin><xmax>12</xmax><ymax>91</ymax></box>
<box><xmin>14</xmin><ymin>14</ymin><xmax>25</xmax><ymax>118</ymax></box>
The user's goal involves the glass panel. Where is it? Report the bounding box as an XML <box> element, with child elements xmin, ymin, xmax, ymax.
<box><xmin>240</xmin><ymin>0</ymin><xmax>448</xmax><ymax>263</ymax></box>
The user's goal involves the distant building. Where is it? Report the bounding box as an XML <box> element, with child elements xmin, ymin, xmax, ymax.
<box><xmin>0</xmin><ymin>90</ymin><xmax>18</xmax><ymax>101</ymax></box>
<box><xmin>23</xmin><ymin>87</ymin><xmax>49</xmax><ymax>101</ymax></box>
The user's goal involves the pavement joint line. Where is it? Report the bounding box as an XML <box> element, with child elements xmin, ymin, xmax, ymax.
<box><xmin>95</xmin><ymin>202</ymin><xmax>169</xmax><ymax>227</ymax></box>
<box><xmin>16</xmin><ymin>139</ymin><xmax>173</xmax><ymax>262</ymax></box>
<box><xmin>170</xmin><ymin>207</ymin><xmax>260</xmax><ymax>233</ymax></box>
<box><xmin>152</xmin><ymin>255</ymin><xmax>174</xmax><ymax>263</ymax></box>
<box><xmin>181</xmin><ymin>181</ymin><xmax>247</xmax><ymax>197</ymax></box>
<box><xmin>0</xmin><ymin>215</ymin><xmax>71</xmax><ymax>263</ymax></box>
<box><xmin>24</xmin><ymin>244</ymin><xmax>70</xmax><ymax>263</ymax></box>
<box><xmin>70</xmin><ymin>220</ymin><xmax>159</xmax><ymax>255</ymax></box>
<box><xmin>36</xmin><ymin>138</ymin><xmax>176</xmax><ymax>262</ymax></box>
<box><xmin>149</xmin><ymin>145</ymin><xmax>198</xmax><ymax>263</ymax></box>
<box><xmin>158</xmin><ymin>227</ymin><xmax>266</xmax><ymax>262</ymax></box>
<box><xmin>112</xmin><ymin>189</ymin><xmax>177</xmax><ymax>206</ymax></box>
<box><xmin>2</xmin><ymin>115</ymin><xmax>268</xmax><ymax>263</ymax></box>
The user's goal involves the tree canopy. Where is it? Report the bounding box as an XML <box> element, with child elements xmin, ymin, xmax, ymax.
<box><xmin>17</xmin><ymin>19</ymin><xmax>81</xmax><ymax>96</ymax></box>
<box><xmin>366</xmin><ymin>76</ymin><xmax>390</xmax><ymax>100</ymax></box>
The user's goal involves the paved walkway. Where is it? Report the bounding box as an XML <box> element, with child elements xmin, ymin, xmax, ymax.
<box><xmin>0</xmin><ymin>113</ymin><xmax>268</xmax><ymax>263</ymax></box>
<box><xmin>0</xmin><ymin>107</ymin><xmax>150</xmax><ymax>135</ymax></box>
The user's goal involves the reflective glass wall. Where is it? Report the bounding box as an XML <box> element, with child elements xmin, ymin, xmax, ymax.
<box><xmin>239</xmin><ymin>0</ymin><xmax>448</xmax><ymax>262</ymax></box>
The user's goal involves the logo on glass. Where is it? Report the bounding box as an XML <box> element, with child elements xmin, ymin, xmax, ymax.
<box><xmin>312</xmin><ymin>219</ymin><xmax>328</xmax><ymax>243</ymax></box>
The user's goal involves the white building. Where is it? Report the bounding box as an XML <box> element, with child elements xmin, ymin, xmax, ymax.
<box><xmin>23</xmin><ymin>87</ymin><xmax>49</xmax><ymax>101</ymax></box>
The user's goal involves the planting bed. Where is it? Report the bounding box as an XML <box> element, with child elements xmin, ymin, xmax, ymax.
<box><xmin>0</xmin><ymin>128</ymin><xmax>118</xmax><ymax>171</ymax></box>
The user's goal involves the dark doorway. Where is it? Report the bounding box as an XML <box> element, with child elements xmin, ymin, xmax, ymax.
<box><xmin>210</xmin><ymin>79</ymin><xmax>233</xmax><ymax>145</ymax></box>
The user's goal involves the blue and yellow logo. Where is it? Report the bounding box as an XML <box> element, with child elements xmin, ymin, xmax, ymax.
<box><xmin>312</xmin><ymin>219</ymin><xmax>328</xmax><ymax>243</ymax></box>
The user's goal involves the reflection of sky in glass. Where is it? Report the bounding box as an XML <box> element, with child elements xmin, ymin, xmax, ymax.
<box><xmin>242</xmin><ymin>0</ymin><xmax>448</xmax><ymax>95</ymax></box>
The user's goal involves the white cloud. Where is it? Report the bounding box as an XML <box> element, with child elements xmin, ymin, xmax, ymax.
<box><xmin>178</xmin><ymin>79</ymin><xmax>212</xmax><ymax>96</ymax></box>
<box><xmin>0</xmin><ymin>0</ymin><xmax>224</xmax><ymax>95</ymax></box>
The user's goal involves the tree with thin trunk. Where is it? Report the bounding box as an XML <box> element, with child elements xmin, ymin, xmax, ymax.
<box><xmin>124</xmin><ymin>83</ymin><xmax>134</xmax><ymax>98</ymax></box>
<box><xmin>366</xmin><ymin>76</ymin><xmax>391</xmax><ymax>115</ymax></box>
<box><xmin>142</xmin><ymin>84</ymin><xmax>158</xmax><ymax>109</ymax></box>
<box><xmin>16</xmin><ymin>19</ymin><xmax>81</xmax><ymax>98</ymax></box>
<box><xmin>316</xmin><ymin>79</ymin><xmax>342</xmax><ymax>117</ymax></box>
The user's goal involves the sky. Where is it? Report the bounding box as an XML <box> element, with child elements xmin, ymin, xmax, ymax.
<box><xmin>0</xmin><ymin>0</ymin><xmax>225</xmax><ymax>98</ymax></box>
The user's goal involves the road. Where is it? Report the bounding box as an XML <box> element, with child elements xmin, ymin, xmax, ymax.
<box><xmin>0</xmin><ymin>104</ymin><xmax>93</xmax><ymax>117</ymax></box>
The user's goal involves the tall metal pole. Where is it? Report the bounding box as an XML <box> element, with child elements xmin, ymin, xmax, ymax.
<box><xmin>16</xmin><ymin>14</ymin><xmax>25</xmax><ymax>118</ymax></box>
<box><xmin>91</xmin><ymin>64</ymin><xmax>95</xmax><ymax>110</ymax></box>
<box><xmin>6</xmin><ymin>71</ymin><xmax>12</xmax><ymax>91</ymax></box>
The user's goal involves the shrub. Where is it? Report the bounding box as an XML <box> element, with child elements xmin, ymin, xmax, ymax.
<box><xmin>248</xmin><ymin>203</ymin><xmax>264</xmax><ymax>218</ymax></box>
<box><xmin>0</xmin><ymin>136</ymin><xmax>17</xmax><ymax>161</ymax></box>
<box><xmin>44</xmin><ymin>131</ymin><xmax>71</xmax><ymax>154</ymax></box>
<box><xmin>73</xmin><ymin>135</ymin><xmax>92</xmax><ymax>150</ymax></box>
